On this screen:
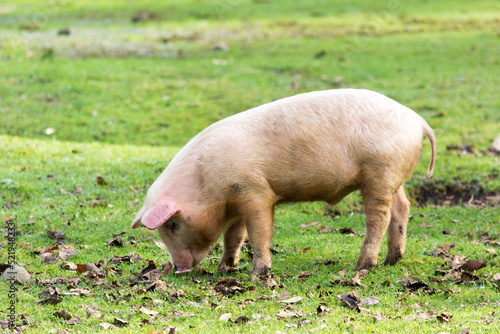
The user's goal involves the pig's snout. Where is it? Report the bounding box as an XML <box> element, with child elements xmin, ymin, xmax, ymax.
<box><xmin>171</xmin><ymin>249</ymin><xmax>206</xmax><ymax>274</ymax></box>
<box><xmin>173</xmin><ymin>265</ymin><xmax>192</xmax><ymax>274</ymax></box>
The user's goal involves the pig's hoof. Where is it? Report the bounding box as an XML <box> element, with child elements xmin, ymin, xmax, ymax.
<box><xmin>353</xmin><ymin>261</ymin><xmax>376</xmax><ymax>271</ymax></box>
<box><xmin>383</xmin><ymin>254</ymin><xmax>403</xmax><ymax>266</ymax></box>
<box><xmin>217</xmin><ymin>263</ymin><xmax>232</xmax><ymax>272</ymax></box>
<box><xmin>217</xmin><ymin>257</ymin><xmax>237</xmax><ymax>272</ymax></box>
<box><xmin>250</xmin><ymin>266</ymin><xmax>270</xmax><ymax>278</ymax></box>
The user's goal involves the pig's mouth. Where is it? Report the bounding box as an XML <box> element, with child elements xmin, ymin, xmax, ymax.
<box><xmin>172</xmin><ymin>249</ymin><xmax>203</xmax><ymax>274</ymax></box>
<box><xmin>173</xmin><ymin>265</ymin><xmax>192</xmax><ymax>274</ymax></box>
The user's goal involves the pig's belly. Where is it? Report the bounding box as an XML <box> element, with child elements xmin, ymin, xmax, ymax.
<box><xmin>270</xmin><ymin>178</ymin><xmax>359</xmax><ymax>205</ymax></box>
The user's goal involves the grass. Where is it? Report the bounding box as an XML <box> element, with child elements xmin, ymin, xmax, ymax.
<box><xmin>1</xmin><ymin>0</ymin><xmax>500</xmax><ymax>332</ymax></box>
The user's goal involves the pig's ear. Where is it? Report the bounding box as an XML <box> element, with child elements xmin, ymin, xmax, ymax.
<box><xmin>131</xmin><ymin>206</ymin><xmax>146</xmax><ymax>229</ymax></box>
<box><xmin>141</xmin><ymin>200</ymin><xmax>180</xmax><ymax>230</ymax></box>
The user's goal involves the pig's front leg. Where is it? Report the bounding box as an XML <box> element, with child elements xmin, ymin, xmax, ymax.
<box><xmin>239</xmin><ymin>197</ymin><xmax>275</xmax><ymax>277</ymax></box>
<box><xmin>218</xmin><ymin>219</ymin><xmax>247</xmax><ymax>272</ymax></box>
<box><xmin>383</xmin><ymin>186</ymin><xmax>410</xmax><ymax>265</ymax></box>
<box><xmin>354</xmin><ymin>194</ymin><xmax>393</xmax><ymax>271</ymax></box>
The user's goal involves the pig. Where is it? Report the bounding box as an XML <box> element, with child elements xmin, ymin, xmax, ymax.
<box><xmin>131</xmin><ymin>89</ymin><xmax>436</xmax><ymax>277</ymax></box>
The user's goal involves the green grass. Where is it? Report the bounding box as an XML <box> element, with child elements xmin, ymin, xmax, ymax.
<box><xmin>1</xmin><ymin>0</ymin><xmax>500</xmax><ymax>332</ymax></box>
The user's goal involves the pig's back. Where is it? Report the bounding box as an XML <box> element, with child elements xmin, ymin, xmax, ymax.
<box><xmin>171</xmin><ymin>89</ymin><xmax>426</xmax><ymax>203</ymax></box>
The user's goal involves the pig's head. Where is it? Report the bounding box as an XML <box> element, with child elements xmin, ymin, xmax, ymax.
<box><xmin>131</xmin><ymin>200</ymin><xmax>214</xmax><ymax>274</ymax></box>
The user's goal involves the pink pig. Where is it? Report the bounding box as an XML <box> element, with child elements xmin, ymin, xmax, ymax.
<box><xmin>131</xmin><ymin>89</ymin><xmax>436</xmax><ymax>276</ymax></box>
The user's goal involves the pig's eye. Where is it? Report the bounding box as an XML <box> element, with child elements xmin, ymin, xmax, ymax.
<box><xmin>167</xmin><ymin>222</ymin><xmax>179</xmax><ymax>234</ymax></box>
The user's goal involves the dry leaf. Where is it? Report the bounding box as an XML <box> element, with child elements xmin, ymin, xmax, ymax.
<box><xmin>437</xmin><ymin>312</ymin><xmax>453</xmax><ymax>323</ymax></box>
<box><xmin>234</xmin><ymin>315</ymin><xmax>249</xmax><ymax>324</ymax></box>
<box><xmin>96</xmin><ymin>176</ymin><xmax>107</xmax><ymax>185</ymax></box>
<box><xmin>338</xmin><ymin>290</ymin><xmax>361</xmax><ymax>310</ymax></box>
<box><xmin>53</xmin><ymin>310</ymin><xmax>72</xmax><ymax>320</ymax></box>
<box><xmin>113</xmin><ymin>318</ymin><xmax>128</xmax><ymax>327</ymax></box>
<box><xmin>277</xmin><ymin>290</ymin><xmax>290</xmax><ymax>300</ymax></box>
<box><xmin>277</xmin><ymin>310</ymin><xmax>303</xmax><ymax>319</ymax></box>
<box><xmin>139</xmin><ymin>306</ymin><xmax>159</xmax><ymax>318</ymax></box>
<box><xmin>47</xmin><ymin>229</ymin><xmax>65</xmax><ymax>240</ymax></box>
<box><xmin>278</xmin><ymin>296</ymin><xmax>303</xmax><ymax>304</ymax></box>
<box><xmin>99</xmin><ymin>323</ymin><xmax>117</xmax><ymax>329</ymax></box>
<box><xmin>86</xmin><ymin>306</ymin><xmax>102</xmax><ymax>318</ymax></box>
<box><xmin>59</xmin><ymin>245</ymin><xmax>80</xmax><ymax>260</ymax></box>
<box><xmin>298</xmin><ymin>271</ymin><xmax>313</xmax><ymax>278</ymax></box>
<box><xmin>361</xmin><ymin>297</ymin><xmax>380</xmax><ymax>306</ymax></box>
<box><xmin>61</xmin><ymin>261</ymin><xmax>77</xmax><ymax>270</ymax></box>
<box><xmin>318</xmin><ymin>226</ymin><xmax>332</xmax><ymax>233</ymax></box>
<box><xmin>459</xmin><ymin>260</ymin><xmax>487</xmax><ymax>272</ymax></box>
<box><xmin>154</xmin><ymin>240</ymin><xmax>168</xmax><ymax>251</ymax></box>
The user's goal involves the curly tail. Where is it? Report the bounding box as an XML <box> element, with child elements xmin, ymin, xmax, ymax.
<box><xmin>421</xmin><ymin>120</ymin><xmax>436</xmax><ymax>178</ymax></box>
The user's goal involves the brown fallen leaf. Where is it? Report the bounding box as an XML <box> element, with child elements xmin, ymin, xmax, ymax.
<box><xmin>53</xmin><ymin>310</ymin><xmax>72</xmax><ymax>320</ymax></box>
<box><xmin>96</xmin><ymin>176</ymin><xmax>107</xmax><ymax>185</ymax></box>
<box><xmin>361</xmin><ymin>296</ymin><xmax>380</xmax><ymax>306</ymax></box>
<box><xmin>338</xmin><ymin>290</ymin><xmax>361</xmax><ymax>310</ymax></box>
<box><xmin>300</xmin><ymin>221</ymin><xmax>321</xmax><ymax>229</ymax></box>
<box><xmin>99</xmin><ymin>322</ymin><xmax>117</xmax><ymax>330</ymax></box>
<box><xmin>107</xmin><ymin>238</ymin><xmax>123</xmax><ymax>247</ymax></box>
<box><xmin>64</xmin><ymin>288</ymin><xmax>94</xmax><ymax>297</ymax></box>
<box><xmin>47</xmin><ymin>229</ymin><xmax>65</xmax><ymax>240</ymax></box>
<box><xmin>458</xmin><ymin>271</ymin><xmax>482</xmax><ymax>284</ymax></box>
<box><xmin>437</xmin><ymin>312</ymin><xmax>453</xmax><ymax>322</ymax></box>
<box><xmin>338</xmin><ymin>227</ymin><xmax>359</xmax><ymax>236</ymax></box>
<box><xmin>113</xmin><ymin>318</ymin><xmax>128</xmax><ymax>327</ymax></box>
<box><xmin>317</xmin><ymin>304</ymin><xmax>330</xmax><ymax>315</ymax></box>
<box><xmin>86</xmin><ymin>305</ymin><xmax>102</xmax><ymax>318</ymax></box>
<box><xmin>405</xmin><ymin>311</ymin><xmax>431</xmax><ymax>320</ymax></box>
<box><xmin>43</xmin><ymin>256</ymin><xmax>59</xmax><ymax>265</ymax></box>
<box><xmin>396</xmin><ymin>277</ymin><xmax>434</xmax><ymax>293</ymax></box>
<box><xmin>278</xmin><ymin>296</ymin><xmax>303</xmax><ymax>304</ymax></box>
<box><xmin>61</xmin><ymin>261</ymin><xmax>77</xmax><ymax>270</ymax></box>
<box><xmin>298</xmin><ymin>271</ymin><xmax>313</xmax><ymax>278</ymax></box>
<box><xmin>277</xmin><ymin>310</ymin><xmax>303</xmax><ymax>319</ymax></box>
<box><xmin>330</xmin><ymin>273</ymin><xmax>364</xmax><ymax>287</ymax></box>
<box><xmin>214</xmin><ymin>278</ymin><xmax>245</xmax><ymax>296</ymax></box>
<box><xmin>410</xmin><ymin>302</ymin><xmax>428</xmax><ymax>309</ymax></box>
<box><xmin>154</xmin><ymin>240</ymin><xmax>168</xmax><ymax>251</ymax></box>
<box><xmin>259</xmin><ymin>274</ymin><xmax>278</xmax><ymax>289</ymax></box>
<box><xmin>278</xmin><ymin>290</ymin><xmax>291</xmax><ymax>300</ymax></box>
<box><xmin>38</xmin><ymin>287</ymin><xmax>63</xmax><ymax>305</ymax></box>
<box><xmin>131</xmin><ymin>254</ymin><xmax>143</xmax><ymax>263</ymax></box>
<box><xmin>234</xmin><ymin>315</ymin><xmax>249</xmax><ymax>324</ymax></box>
<box><xmin>139</xmin><ymin>306</ymin><xmax>159</xmax><ymax>318</ymax></box>
<box><xmin>162</xmin><ymin>262</ymin><xmax>173</xmax><ymax>276</ymax></box>
<box><xmin>58</xmin><ymin>245</ymin><xmax>80</xmax><ymax>260</ymax></box>
<box><xmin>144</xmin><ymin>279</ymin><xmax>167</xmax><ymax>292</ymax></box>
<box><xmin>84</xmin><ymin>263</ymin><xmax>100</xmax><ymax>273</ymax></box>
<box><xmin>458</xmin><ymin>260</ymin><xmax>487</xmax><ymax>272</ymax></box>
<box><xmin>219</xmin><ymin>313</ymin><xmax>232</xmax><ymax>322</ymax></box>
<box><xmin>318</xmin><ymin>226</ymin><xmax>332</xmax><ymax>233</ymax></box>
<box><xmin>67</xmin><ymin>316</ymin><xmax>82</xmax><ymax>325</ymax></box>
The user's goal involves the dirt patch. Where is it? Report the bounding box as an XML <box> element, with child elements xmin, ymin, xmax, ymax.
<box><xmin>411</xmin><ymin>180</ymin><xmax>500</xmax><ymax>207</ymax></box>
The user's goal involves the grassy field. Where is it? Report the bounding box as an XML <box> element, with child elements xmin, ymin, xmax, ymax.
<box><xmin>1</xmin><ymin>0</ymin><xmax>500</xmax><ymax>333</ymax></box>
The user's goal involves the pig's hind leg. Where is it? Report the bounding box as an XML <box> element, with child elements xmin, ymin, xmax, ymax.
<box><xmin>383</xmin><ymin>186</ymin><xmax>410</xmax><ymax>266</ymax></box>
<box><xmin>218</xmin><ymin>219</ymin><xmax>247</xmax><ymax>272</ymax></box>
<box><xmin>354</xmin><ymin>188</ymin><xmax>394</xmax><ymax>271</ymax></box>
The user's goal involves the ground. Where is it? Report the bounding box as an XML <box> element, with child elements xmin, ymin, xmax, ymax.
<box><xmin>0</xmin><ymin>0</ymin><xmax>500</xmax><ymax>333</ymax></box>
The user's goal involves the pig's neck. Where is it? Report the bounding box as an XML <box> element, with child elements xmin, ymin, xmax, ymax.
<box><xmin>149</xmin><ymin>148</ymin><xmax>226</xmax><ymax>224</ymax></box>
